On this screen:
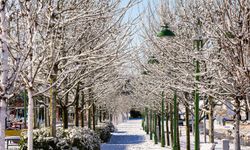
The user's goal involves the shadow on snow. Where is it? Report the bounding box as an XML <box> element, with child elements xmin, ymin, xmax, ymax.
<box><xmin>101</xmin><ymin>133</ymin><xmax>145</xmax><ymax>150</ymax></box>
<box><xmin>108</xmin><ymin>134</ymin><xmax>145</xmax><ymax>144</ymax></box>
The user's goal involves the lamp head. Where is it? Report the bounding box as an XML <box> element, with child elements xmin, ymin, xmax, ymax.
<box><xmin>157</xmin><ymin>24</ymin><xmax>175</xmax><ymax>37</ymax></box>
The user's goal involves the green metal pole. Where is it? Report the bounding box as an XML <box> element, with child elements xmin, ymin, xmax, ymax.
<box><xmin>145</xmin><ymin>107</ymin><xmax>149</xmax><ymax>134</ymax></box>
<box><xmin>154</xmin><ymin>111</ymin><xmax>158</xmax><ymax>144</ymax></box>
<box><xmin>142</xmin><ymin>118</ymin><xmax>145</xmax><ymax>130</ymax></box>
<box><xmin>170</xmin><ymin>103</ymin><xmax>173</xmax><ymax>146</ymax></box>
<box><xmin>161</xmin><ymin>91</ymin><xmax>165</xmax><ymax>147</ymax></box>
<box><xmin>150</xmin><ymin>109</ymin><xmax>153</xmax><ymax>140</ymax></box>
<box><xmin>194</xmin><ymin>39</ymin><xmax>201</xmax><ymax>150</ymax></box>
<box><xmin>173</xmin><ymin>91</ymin><xmax>178</xmax><ymax>150</ymax></box>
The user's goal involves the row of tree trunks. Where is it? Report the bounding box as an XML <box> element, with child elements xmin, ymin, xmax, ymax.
<box><xmin>144</xmin><ymin>91</ymin><xmax>243</xmax><ymax>150</ymax></box>
<box><xmin>144</xmin><ymin>93</ymin><xmax>216</xmax><ymax>150</ymax></box>
<box><xmin>144</xmin><ymin>101</ymin><xmax>186</xmax><ymax>149</ymax></box>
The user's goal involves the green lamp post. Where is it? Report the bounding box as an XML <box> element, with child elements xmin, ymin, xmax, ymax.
<box><xmin>157</xmin><ymin>25</ymin><xmax>178</xmax><ymax>150</ymax></box>
<box><xmin>193</xmin><ymin>18</ymin><xmax>203</xmax><ymax>150</ymax></box>
<box><xmin>161</xmin><ymin>91</ymin><xmax>165</xmax><ymax>147</ymax></box>
<box><xmin>173</xmin><ymin>91</ymin><xmax>178</xmax><ymax>150</ymax></box>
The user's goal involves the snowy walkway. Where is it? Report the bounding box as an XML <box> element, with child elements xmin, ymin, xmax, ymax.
<box><xmin>101</xmin><ymin>119</ymin><xmax>170</xmax><ymax>150</ymax></box>
<box><xmin>101</xmin><ymin>119</ymin><xmax>250</xmax><ymax>150</ymax></box>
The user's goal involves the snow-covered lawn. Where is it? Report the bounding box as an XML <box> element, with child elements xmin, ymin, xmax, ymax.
<box><xmin>101</xmin><ymin>119</ymin><xmax>250</xmax><ymax>150</ymax></box>
<box><xmin>4</xmin><ymin>119</ymin><xmax>250</xmax><ymax>150</ymax></box>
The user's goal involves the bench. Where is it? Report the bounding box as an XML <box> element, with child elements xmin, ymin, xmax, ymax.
<box><xmin>5</xmin><ymin>136</ymin><xmax>20</xmax><ymax>149</ymax></box>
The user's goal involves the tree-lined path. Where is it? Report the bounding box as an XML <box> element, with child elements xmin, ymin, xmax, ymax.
<box><xmin>1</xmin><ymin>0</ymin><xmax>250</xmax><ymax>149</ymax></box>
<box><xmin>101</xmin><ymin>119</ymin><xmax>168</xmax><ymax>150</ymax></box>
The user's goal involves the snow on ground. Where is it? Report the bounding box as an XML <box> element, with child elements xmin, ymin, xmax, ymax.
<box><xmin>101</xmin><ymin>119</ymin><xmax>170</xmax><ymax>150</ymax></box>
<box><xmin>101</xmin><ymin>119</ymin><xmax>250</xmax><ymax>150</ymax></box>
<box><xmin>5</xmin><ymin>119</ymin><xmax>250</xmax><ymax>150</ymax></box>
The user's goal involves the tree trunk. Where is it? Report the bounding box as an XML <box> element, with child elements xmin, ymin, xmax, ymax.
<box><xmin>185</xmin><ymin>105</ymin><xmax>191</xmax><ymax>150</ymax></box>
<box><xmin>103</xmin><ymin>111</ymin><xmax>106</xmax><ymax>121</ymax></box>
<box><xmin>154</xmin><ymin>111</ymin><xmax>158</xmax><ymax>144</ymax></box>
<box><xmin>166</xmin><ymin>103</ymin><xmax>170</xmax><ymax>146</ymax></box>
<box><xmin>74</xmin><ymin>83</ymin><xmax>80</xmax><ymax>127</ymax></box>
<box><xmin>81</xmin><ymin>110</ymin><xmax>85</xmax><ymax>127</ymax></box>
<box><xmin>234</xmin><ymin>98</ymin><xmax>241</xmax><ymax>150</ymax></box>
<box><xmin>45</xmin><ymin>98</ymin><xmax>50</xmax><ymax>127</ymax></box>
<box><xmin>88</xmin><ymin>102</ymin><xmax>92</xmax><ymax>129</ymax></box>
<box><xmin>81</xmin><ymin>91</ymin><xmax>85</xmax><ymax>127</ymax></box>
<box><xmin>158</xmin><ymin>115</ymin><xmax>161</xmax><ymax>142</ymax></box>
<box><xmin>109</xmin><ymin>113</ymin><xmax>112</xmax><ymax>122</ymax></box>
<box><xmin>208</xmin><ymin>96</ymin><xmax>214</xmax><ymax>143</ymax></box>
<box><xmin>27</xmin><ymin>88</ymin><xmax>34</xmax><ymax>150</ymax></box>
<box><xmin>170</xmin><ymin>103</ymin><xmax>174</xmax><ymax>147</ymax></box>
<box><xmin>88</xmin><ymin>88</ymin><xmax>93</xmax><ymax>129</ymax></box>
<box><xmin>244</xmin><ymin>99</ymin><xmax>249</xmax><ymax>121</ymax></box>
<box><xmin>92</xmin><ymin>103</ymin><xmax>96</xmax><ymax>130</ymax></box>
<box><xmin>34</xmin><ymin>100</ymin><xmax>37</xmax><ymax>129</ymax></box>
<box><xmin>44</xmin><ymin>105</ymin><xmax>48</xmax><ymax>127</ymax></box>
<box><xmin>150</xmin><ymin>109</ymin><xmax>153</xmax><ymax>140</ymax></box>
<box><xmin>99</xmin><ymin>108</ymin><xmax>102</xmax><ymax>123</ymax></box>
<box><xmin>49</xmin><ymin>66</ymin><xmax>57</xmax><ymax>137</ymax></box>
<box><xmin>246</xmin><ymin>107</ymin><xmax>249</xmax><ymax>121</ymax></box>
<box><xmin>23</xmin><ymin>91</ymin><xmax>28</xmax><ymax>128</ymax></box>
<box><xmin>62</xmin><ymin>106</ymin><xmax>68</xmax><ymax>129</ymax></box>
<box><xmin>62</xmin><ymin>92</ymin><xmax>69</xmax><ymax>129</ymax></box>
<box><xmin>95</xmin><ymin>108</ymin><xmax>98</xmax><ymax>125</ymax></box>
<box><xmin>0</xmin><ymin>1</ymin><xmax>9</xmax><ymax>149</ymax></box>
<box><xmin>0</xmin><ymin>100</ymin><xmax>6</xmax><ymax>150</ymax></box>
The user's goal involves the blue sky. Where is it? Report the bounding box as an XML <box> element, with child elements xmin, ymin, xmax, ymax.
<box><xmin>119</xmin><ymin>0</ymin><xmax>159</xmax><ymax>45</ymax></box>
<box><xmin>120</xmin><ymin>0</ymin><xmax>175</xmax><ymax>19</ymax></box>
<box><xmin>120</xmin><ymin>0</ymin><xmax>148</xmax><ymax>20</ymax></box>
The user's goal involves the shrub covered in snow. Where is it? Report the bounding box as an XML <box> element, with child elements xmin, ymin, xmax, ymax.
<box><xmin>104</xmin><ymin>121</ymin><xmax>116</xmax><ymax>132</ymax></box>
<box><xmin>19</xmin><ymin>127</ymin><xmax>101</xmax><ymax>150</ymax></box>
<box><xmin>95</xmin><ymin>121</ymin><xmax>116</xmax><ymax>142</ymax></box>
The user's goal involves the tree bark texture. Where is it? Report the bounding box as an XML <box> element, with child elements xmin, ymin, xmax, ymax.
<box><xmin>208</xmin><ymin>96</ymin><xmax>214</xmax><ymax>143</ymax></box>
<box><xmin>234</xmin><ymin>98</ymin><xmax>241</xmax><ymax>150</ymax></box>
<box><xmin>27</xmin><ymin>88</ymin><xmax>34</xmax><ymax>150</ymax></box>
